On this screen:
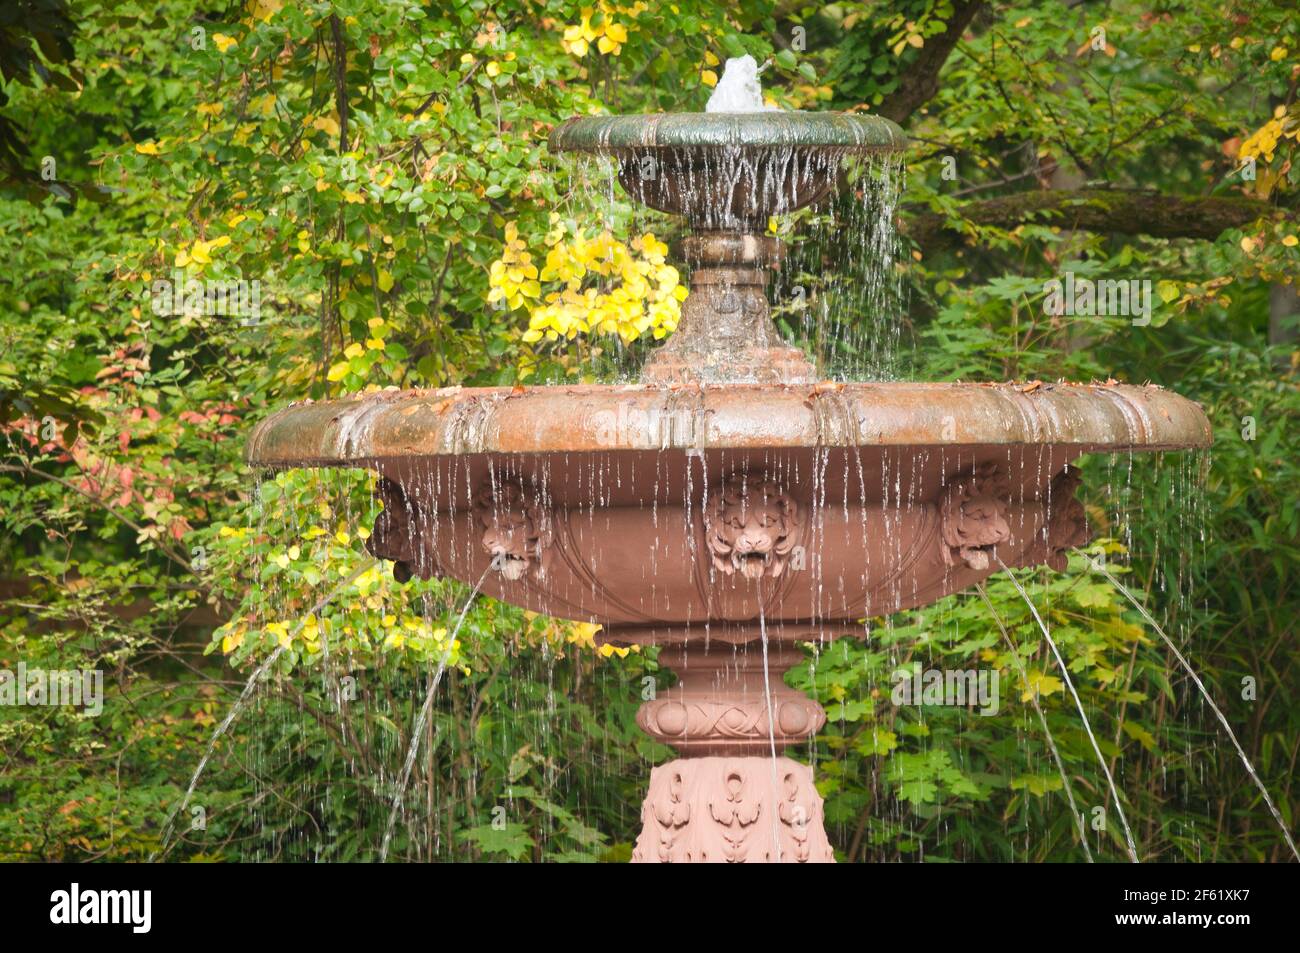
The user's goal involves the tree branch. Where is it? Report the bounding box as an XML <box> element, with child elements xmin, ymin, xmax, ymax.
<box><xmin>875</xmin><ymin>0</ymin><xmax>987</xmax><ymax>124</ymax></box>
<box><xmin>904</xmin><ymin>189</ymin><xmax>1284</xmax><ymax>246</ymax></box>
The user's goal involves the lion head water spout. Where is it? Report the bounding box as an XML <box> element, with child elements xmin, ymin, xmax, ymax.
<box><xmin>246</xmin><ymin>74</ymin><xmax>1213</xmax><ymax>863</ymax></box>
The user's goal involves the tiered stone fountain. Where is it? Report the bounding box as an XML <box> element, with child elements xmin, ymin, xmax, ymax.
<box><xmin>247</xmin><ymin>61</ymin><xmax>1211</xmax><ymax>862</ymax></box>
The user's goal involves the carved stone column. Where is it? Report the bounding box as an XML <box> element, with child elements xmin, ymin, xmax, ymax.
<box><xmin>626</xmin><ymin>639</ymin><xmax>835</xmax><ymax>863</ymax></box>
<box><xmin>640</xmin><ymin>232</ymin><xmax>816</xmax><ymax>385</ymax></box>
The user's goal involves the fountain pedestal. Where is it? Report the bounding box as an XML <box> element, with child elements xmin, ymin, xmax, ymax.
<box><xmin>608</xmin><ymin>636</ymin><xmax>836</xmax><ymax>863</ymax></box>
<box><xmin>633</xmin><ymin>755</ymin><xmax>833</xmax><ymax>863</ymax></box>
<box><xmin>640</xmin><ymin>233</ymin><xmax>817</xmax><ymax>385</ymax></box>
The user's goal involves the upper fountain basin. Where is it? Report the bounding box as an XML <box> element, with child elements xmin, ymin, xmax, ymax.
<box><xmin>549</xmin><ymin>112</ymin><xmax>905</xmax><ymax>228</ymax></box>
<box><xmin>548</xmin><ymin>112</ymin><xmax>907</xmax><ymax>154</ymax></box>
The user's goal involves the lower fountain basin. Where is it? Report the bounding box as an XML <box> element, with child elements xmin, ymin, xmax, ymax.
<box><xmin>246</xmin><ymin>381</ymin><xmax>1211</xmax><ymax>643</ymax></box>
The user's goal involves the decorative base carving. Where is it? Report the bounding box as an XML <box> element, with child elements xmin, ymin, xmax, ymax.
<box><xmin>637</xmin><ymin>643</ymin><xmax>825</xmax><ymax>755</ymax></box>
<box><xmin>629</xmin><ymin>638</ymin><xmax>834</xmax><ymax>862</ymax></box>
<box><xmin>632</xmin><ymin>756</ymin><xmax>834</xmax><ymax>863</ymax></box>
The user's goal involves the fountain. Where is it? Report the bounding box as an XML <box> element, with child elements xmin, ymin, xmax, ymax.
<box><xmin>245</xmin><ymin>58</ymin><xmax>1211</xmax><ymax>862</ymax></box>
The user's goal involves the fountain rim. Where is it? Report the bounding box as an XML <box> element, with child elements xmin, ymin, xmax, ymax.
<box><xmin>244</xmin><ymin>380</ymin><xmax>1212</xmax><ymax>469</ymax></box>
<box><xmin>547</xmin><ymin>111</ymin><xmax>908</xmax><ymax>155</ymax></box>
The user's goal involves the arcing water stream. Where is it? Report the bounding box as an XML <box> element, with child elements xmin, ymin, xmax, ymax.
<box><xmin>153</xmin><ymin>557</ymin><xmax>378</xmax><ymax>861</ymax></box>
<box><xmin>756</xmin><ymin>595</ymin><xmax>783</xmax><ymax>862</ymax></box>
<box><xmin>975</xmin><ymin>582</ymin><xmax>1094</xmax><ymax>863</ymax></box>
<box><xmin>1082</xmin><ymin>550</ymin><xmax>1300</xmax><ymax>863</ymax></box>
<box><xmin>378</xmin><ymin>567</ymin><xmax>492</xmax><ymax>863</ymax></box>
<box><xmin>997</xmin><ymin>557</ymin><xmax>1141</xmax><ymax>863</ymax></box>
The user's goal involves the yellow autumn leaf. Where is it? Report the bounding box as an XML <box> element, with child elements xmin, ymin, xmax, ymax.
<box><xmin>312</xmin><ymin>115</ymin><xmax>341</xmax><ymax>137</ymax></box>
<box><xmin>135</xmin><ymin>140</ymin><xmax>162</xmax><ymax>155</ymax></box>
<box><xmin>702</xmin><ymin>69</ymin><xmax>718</xmax><ymax>87</ymax></box>
<box><xmin>326</xmin><ymin>361</ymin><xmax>350</xmax><ymax>382</ymax></box>
<box><xmin>251</xmin><ymin>0</ymin><xmax>282</xmax><ymax>23</ymax></box>
<box><xmin>266</xmin><ymin>621</ymin><xmax>291</xmax><ymax>647</ymax></box>
<box><xmin>212</xmin><ymin>33</ymin><xmax>237</xmax><ymax>53</ymax></box>
<box><xmin>377</xmin><ymin>269</ymin><xmax>394</xmax><ymax>293</ymax></box>
<box><xmin>1020</xmin><ymin>670</ymin><xmax>1063</xmax><ymax>702</ymax></box>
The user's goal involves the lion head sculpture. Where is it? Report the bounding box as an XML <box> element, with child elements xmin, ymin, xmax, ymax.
<box><xmin>366</xmin><ymin>477</ymin><xmax>421</xmax><ymax>582</ymax></box>
<box><xmin>706</xmin><ymin>475</ymin><xmax>803</xmax><ymax>580</ymax></box>
<box><xmin>473</xmin><ymin>478</ymin><xmax>553</xmax><ymax>581</ymax></box>
<box><xmin>940</xmin><ymin>463</ymin><xmax>1013</xmax><ymax>571</ymax></box>
<box><xmin>1032</xmin><ymin>467</ymin><xmax>1090</xmax><ymax>571</ymax></box>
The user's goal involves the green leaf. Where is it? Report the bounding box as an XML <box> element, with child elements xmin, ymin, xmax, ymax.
<box><xmin>458</xmin><ymin>823</ymin><xmax>534</xmax><ymax>861</ymax></box>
